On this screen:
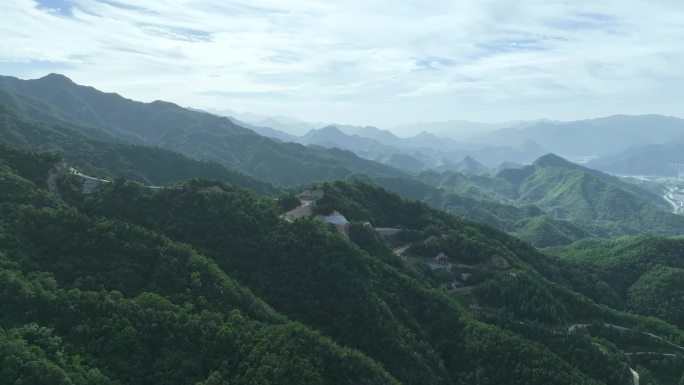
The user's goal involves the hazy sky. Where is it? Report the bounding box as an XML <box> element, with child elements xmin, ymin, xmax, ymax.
<box><xmin>2</xmin><ymin>0</ymin><xmax>684</xmax><ymax>126</ymax></box>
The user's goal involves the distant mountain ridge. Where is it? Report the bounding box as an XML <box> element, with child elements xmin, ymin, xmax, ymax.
<box><xmin>0</xmin><ymin>103</ymin><xmax>282</xmax><ymax>195</ymax></box>
<box><xmin>588</xmin><ymin>143</ymin><xmax>684</xmax><ymax>176</ymax></box>
<box><xmin>0</xmin><ymin>73</ymin><xmax>649</xmax><ymax>249</ymax></box>
<box><xmin>236</xmin><ymin>120</ymin><xmax>547</xmax><ymax>172</ymax></box>
<box><xmin>453</xmin><ymin>156</ymin><xmax>489</xmax><ymax>175</ymax></box>
<box><xmin>477</xmin><ymin>114</ymin><xmax>684</xmax><ymax>159</ymax></box>
<box><xmin>214</xmin><ymin>109</ymin><xmax>684</xmax><ymax>173</ymax></box>
<box><xmin>418</xmin><ymin>152</ymin><xmax>684</xmax><ymax>239</ymax></box>
<box><xmin>0</xmin><ymin>73</ymin><xmax>409</xmax><ymax>186</ymax></box>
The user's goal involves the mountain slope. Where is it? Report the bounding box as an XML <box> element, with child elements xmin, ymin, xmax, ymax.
<box><xmin>367</xmin><ymin>174</ymin><xmax>591</xmax><ymax>247</ymax></box>
<box><xmin>0</xmin><ymin>104</ymin><xmax>278</xmax><ymax>193</ymax></box>
<box><xmin>4</xmin><ymin>143</ymin><xmax>684</xmax><ymax>384</ymax></box>
<box><xmin>497</xmin><ymin>154</ymin><xmax>684</xmax><ymax>236</ymax></box>
<box><xmin>0</xmin><ymin>144</ymin><xmax>399</xmax><ymax>385</ymax></box>
<box><xmin>477</xmin><ymin>115</ymin><xmax>684</xmax><ymax>158</ymax></box>
<box><xmin>0</xmin><ymin>74</ymin><xmax>408</xmax><ymax>186</ymax></box>
<box><xmin>301</xmin><ymin>125</ymin><xmax>391</xmax><ymax>151</ymax></box>
<box><xmin>452</xmin><ymin>155</ymin><xmax>489</xmax><ymax>175</ymax></box>
<box><xmin>546</xmin><ymin>235</ymin><xmax>684</xmax><ymax>329</ymax></box>
<box><xmin>77</xmin><ymin>178</ymin><xmax>607</xmax><ymax>385</ymax></box>
<box><xmin>588</xmin><ymin>143</ymin><xmax>684</xmax><ymax>176</ymax></box>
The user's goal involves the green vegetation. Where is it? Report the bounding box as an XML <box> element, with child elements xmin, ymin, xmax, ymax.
<box><xmin>5</xmin><ymin>143</ymin><xmax>679</xmax><ymax>384</ymax></box>
<box><xmin>408</xmin><ymin>153</ymin><xmax>684</xmax><ymax>243</ymax></box>
<box><xmin>6</xmin><ymin>73</ymin><xmax>677</xmax><ymax>248</ymax></box>
<box><xmin>0</xmin><ymin>144</ymin><xmax>399</xmax><ymax>385</ymax></box>
<box><xmin>2</xmin><ymin>74</ymin><xmax>684</xmax><ymax>384</ymax></box>
<box><xmin>629</xmin><ymin>267</ymin><xmax>684</xmax><ymax>327</ymax></box>
<box><xmin>313</xmin><ymin>181</ymin><xmax>684</xmax><ymax>380</ymax></box>
<box><xmin>368</xmin><ymin>174</ymin><xmax>591</xmax><ymax>247</ymax></box>
<box><xmin>0</xmin><ymin>74</ymin><xmax>408</xmax><ymax>187</ymax></box>
<box><xmin>0</xmin><ymin>103</ymin><xmax>278</xmax><ymax>194</ymax></box>
<box><xmin>547</xmin><ymin>236</ymin><xmax>684</xmax><ymax>329</ymax></box>
<box><xmin>497</xmin><ymin>154</ymin><xmax>682</xmax><ymax>237</ymax></box>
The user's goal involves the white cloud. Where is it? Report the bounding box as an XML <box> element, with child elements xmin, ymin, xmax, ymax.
<box><xmin>1</xmin><ymin>0</ymin><xmax>683</xmax><ymax>126</ymax></box>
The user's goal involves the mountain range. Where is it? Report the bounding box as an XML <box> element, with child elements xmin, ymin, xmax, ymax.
<box><xmin>222</xmin><ymin>109</ymin><xmax>684</xmax><ymax>172</ymax></box>
<box><xmin>0</xmin><ymin>74</ymin><xmax>409</xmax><ymax>186</ymax></box>
<box><xmin>226</xmin><ymin>119</ymin><xmax>547</xmax><ymax>171</ymax></box>
<box><xmin>588</xmin><ymin>143</ymin><xmax>684</xmax><ymax>176</ymax></box>
<box><xmin>419</xmin><ymin>152</ymin><xmax>684</xmax><ymax>238</ymax></box>
<box><xmin>2</xmin><ymin>142</ymin><xmax>683</xmax><ymax>384</ymax></box>
<box><xmin>1</xmin><ymin>73</ymin><xmax>684</xmax><ymax>384</ymax></box>
<box><xmin>3</xmin><ymin>74</ymin><xmax>683</xmax><ymax>248</ymax></box>
<box><xmin>475</xmin><ymin>115</ymin><xmax>684</xmax><ymax>160</ymax></box>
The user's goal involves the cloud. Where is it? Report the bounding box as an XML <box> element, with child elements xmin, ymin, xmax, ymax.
<box><xmin>1</xmin><ymin>0</ymin><xmax>683</xmax><ymax>125</ymax></box>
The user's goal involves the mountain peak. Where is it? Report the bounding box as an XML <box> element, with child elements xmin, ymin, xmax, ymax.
<box><xmin>533</xmin><ymin>153</ymin><xmax>573</xmax><ymax>168</ymax></box>
<box><xmin>40</xmin><ymin>73</ymin><xmax>75</xmax><ymax>85</ymax></box>
<box><xmin>455</xmin><ymin>155</ymin><xmax>488</xmax><ymax>174</ymax></box>
<box><xmin>413</xmin><ymin>130</ymin><xmax>437</xmax><ymax>138</ymax></box>
<box><xmin>318</xmin><ymin>125</ymin><xmax>345</xmax><ymax>134</ymax></box>
<box><xmin>302</xmin><ymin>125</ymin><xmax>349</xmax><ymax>141</ymax></box>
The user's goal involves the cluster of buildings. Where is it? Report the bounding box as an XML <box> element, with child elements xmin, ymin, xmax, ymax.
<box><xmin>283</xmin><ymin>189</ymin><xmax>479</xmax><ymax>292</ymax></box>
<box><xmin>283</xmin><ymin>189</ymin><xmax>402</xmax><ymax>239</ymax></box>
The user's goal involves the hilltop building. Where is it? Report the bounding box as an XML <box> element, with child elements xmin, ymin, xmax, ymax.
<box><xmin>316</xmin><ymin>210</ymin><xmax>350</xmax><ymax>238</ymax></box>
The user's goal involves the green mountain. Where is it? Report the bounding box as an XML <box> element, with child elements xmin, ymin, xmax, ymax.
<box><xmin>421</xmin><ymin>153</ymin><xmax>683</xmax><ymax>239</ymax></box>
<box><xmin>0</xmin><ymin>75</ymin><xmax>622</xmax><ymax>248</ymax></box>
<box><xmin>371</xmin><ymin>174</ymin><xmax>591</xmax><ymax>247</ymax></box>
<box><xmin>0</xmin><ymin>75</ymin><xmax>602</xmax><ymax>248</ymax></box>
<box><xmin>418</xmin><ymin>168</ymin><xmax>517</xmax><ymax>200</ymax></box>
<box><xmin>0</xmin><ymin>104</ymin><xmax>278</xmax><ymax>193</ymax></box>
<box><xmin>521</xmin><ymin>153</ymin><xmax>668</xmax><ymax>207</ymax></box>
<box><xmin>546</xmin><ymin>235</ymin><xmax>684</xmax><ymax>329</ymax></box>
<box><xmin>0</xmin><ymin>74</ymin><xmax>408</xmax><ymax>186</ymax></box>
<box><xmin>300</xmin><ymin>180</ymin><xmax>684</xmax><ymax>385</ymax></box>
<box><xmin>498</xmin><ymin>154</ymin><xmax>684</xmax><ymax>236</ymax></box>
<box><xmin>0</xmin><ymin>143</ymin><xmax>398</xmax><ymax>385</ymax></box>
<box><xmin>452</xmin><ymin>155</ymin><xmax>489</xmax><ymax>175</ymax></box>
<box><xmin>477</xmin><ymin>114</ymin><xmax>684</xmax><ymax>158</ymax></box>
<box><xmin>5</xmin><ymin>142</ymin><xmax>684</xmax><ymax>384</ymax></box>
<box><xmin>588</xmin><ymin>143</ymin><xmax>684</xmax><ymax>177</ymax></box>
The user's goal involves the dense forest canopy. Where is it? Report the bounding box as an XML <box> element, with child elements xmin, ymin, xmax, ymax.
<box><xmin>0</xmin><ymin>74</ymin><xmax>683</xmax><ymax>384</ymax></box>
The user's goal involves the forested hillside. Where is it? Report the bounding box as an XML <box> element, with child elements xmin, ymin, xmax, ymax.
<box><xmin>0</xmin><ymin>103</ymin><xmax>278</xmax><ymax>194</ymax></box>
<box><xmin>1</xmin><ymin>74</ymin><xmax>684</xmax><ymax>384</ymax></box>
<box><xmin>368</xmin><ymin>174</ymin><xmax>593</xmax><ymax>247</ymax></box>
<box><xmin>588</xmin><ymin>143</ymin><xmax>684</xmax><ymax>177</ymax></box>
<box><xmin>3</xmin><ymin>142</ymin><xmax>683</xmax><ymax>384</ymax></box>
<box><xmin>0</xmin><ymin>74</ymin><xmax>408</xmax><ymax>186</ymax></box>
<box><xmin>416</xmin><ymin>153</ymin><xmax>684</xmax><ymax>239</ymax></box>
<box><xmin>5</xmin><ymin>1</ymin><xmax>684</xmax><ymax>383</ymax></box>
<box><xmin>0</xmin><ymin>143</ymin><xmax>399</xmax><ymax>384</ymax></box>
<box><xmin>546</xmin><ymin>236</ymin><xmax>684</xmax><ymax>329</ymax></box>
<box><xmin>1</xmin><ymin>73</ymin><xmax>644</xmax><ymax>249</ymax></box>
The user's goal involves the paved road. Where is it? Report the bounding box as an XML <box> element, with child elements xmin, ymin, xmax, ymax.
<box><xmin>569</xmin><ymin>323</ymin><xmax>684</xmax><ymax>351</ymax></box>
<box><xmin>626</xmin><ymin>352</ymin><xmax>677</xmax><ymax>357</ymax></box>
<box><xmin>630</xmin><ymin>368</ymin><xmax>639</xmax><ymax>385</ymax></box>
<box><xmin>392</xmin><ymin>245</ymin><xmax>409</xmax><ymax>256</ymax></box>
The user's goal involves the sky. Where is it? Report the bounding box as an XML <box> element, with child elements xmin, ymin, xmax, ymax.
<box><xmin>2</xmin><ymin>0</ymin><xmax>684</xmax><ymax>127</ymax></box>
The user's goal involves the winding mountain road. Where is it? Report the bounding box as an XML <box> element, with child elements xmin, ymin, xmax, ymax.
<box><xmin>629</xmin><ymin>368</ymin><xmax>639</xmax><ymax>385</ymax></box>
<box><xmin>568</xmin><ymin>323</ymin><xmax>684</xmax><ymax>351</ymax></box>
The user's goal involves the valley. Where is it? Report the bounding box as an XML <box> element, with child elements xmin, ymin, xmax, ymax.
<box><xmin>623</xmin><ymin>176</ymin><xmax>684</xmax><ymax>215</ymax></box>
<box><xmin>666</xmin><ymin>186</ymin><xmax>684</xmax><ymax>215</ymax></box>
